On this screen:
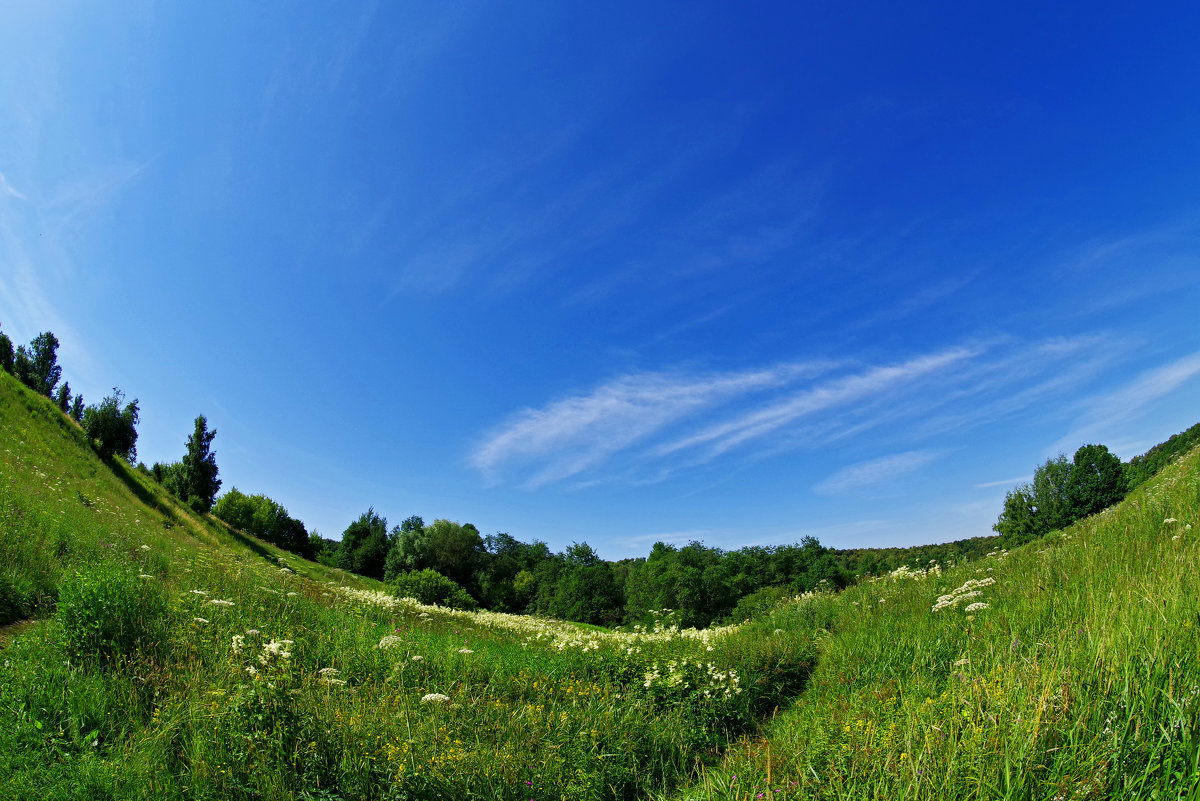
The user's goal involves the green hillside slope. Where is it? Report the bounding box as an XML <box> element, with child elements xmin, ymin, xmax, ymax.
<box><xmin>675</xmin><ymin>447</ymin><xmax>1200</xmax><ymax>799</ymax></box>
<box><xmin>3</xmin><ymin>366</ymin><xmax>1198</xmax><ymax>800</ymax></box>
<box><xmin>0</xmin><ymin>369</ymin><xmax>824</xmax><ymax>800</ymax></box>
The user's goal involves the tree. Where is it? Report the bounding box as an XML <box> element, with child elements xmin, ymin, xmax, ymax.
<box><xmin>182</xmin><ymin>415</ymin><xmax>221</xmax><ymax>513</ymax></box>
<box><xmin>70</xmin><ymin>394</ymin><xmax>85</xmax><ymax>423</ymax></box>
<box><xmin>15</xmin><ymin>331</ymin><xmax>62</xmax><ymax>397</ymax></box>
<box><xmin>993</xmin><ymin>444</ymin><xmax>1130</xmax><ymax>546</ymax></box>
<box><xmin>0</xmin><ymin>326</ymin><xmax>13</xmax><ymax>374</ymax></box>
<box><xmin>337</xmin><ymin>508</ymin><xmax>391</xmax><ymax>579</ymax></box>
<box><xmin>993</xmin><ymin>485</ymin><xmax>1042</xmax><ymax>546</ymax></box>
<box><xmin>83</xmin><ymin>388</ymin><xmax>140</xmax><ymax>461</ymax></box>
<box><xmin>1066</xmin><ymin>444</ymin><xmax>1127</xmax><ymax>520</ymax></box>
<box><xmin>54</xmin><ymin>381</ymin><xmax>72</xmax><ymax>413</ymax></box>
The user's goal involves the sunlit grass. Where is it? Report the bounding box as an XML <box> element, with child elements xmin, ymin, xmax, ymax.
<box><xmin>3</xmin><ymin>368</ymin><xmax>1198</xmax><ymax>799</ymax></box>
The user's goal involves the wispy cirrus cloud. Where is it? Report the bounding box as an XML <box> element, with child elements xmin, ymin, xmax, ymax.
<box><xmin>470</xmin><ymin>361</ymin><xmax>833</xmax><ymax>488</ymax></box>
<box><xmin>813</xmin><ymin>450</ymin><xmax>941</xmax><ymax>496</ymax></box>
<box><xmin>1050</xmin><ymin>349</ymin><xmax>1200</xmax><ymax>455</ymax></box>
<box><xmin>470</xmin><ymin>335</ymin><xmax>1149</xmax><ymax>491</ymax></box>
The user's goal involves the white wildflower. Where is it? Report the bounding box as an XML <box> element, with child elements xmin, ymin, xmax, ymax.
<box><xmin>189</xmin><ymin>590</ymin><xmax>208</xmax><ymax>596</ymax></box>
<box><xmin>286</xmin><ymin>592</ymin><xmax>298</xmax><ymax>597</ymax></box>
<box><xmin>245</xmin><ymin>629</ymin><xmax>260</xmax><ymax>636</ymax></box>
<box><xmin>377</xmin><ymin>635</ymin><xmax>404</xmax><ymax>650</ymax></box>
<box><xmin>457</xmin><ymin>648</ymin><xmax>474</xmax><ymax>654</ymax></box>
<box><xmin>318</xmin><ymin>667</ymin><xmax>341</xmax><ymax>676</ymax></box>
<box><xmin>320</xmin><ymin>677</ymin><xmax>347</xmax><ymax>687</ymax></box>
<box><xmin>1164</xmin><ymin>517</ymin><xmax>1178</xmax><ymax>524</ymax></box>
<box><xmin>138</xmin><ymin>574</ymin><xmax>154</xmax><ymax>579</ymax></box>
<box><xmin>209</xmin><ymin>599</ymin><xmax>235</xmax><ymax>607</ymax></box>
<box><xmin>411</xmin><ymin>655</ymin><xmax>424</xmax><ymax>662</ymax></box>
<box><xmin>231</xmin><ymin>635</ymin><xmax>245</xmax><ymax>653</ymax></box>
<box><xmin>194</xmin><ymin>617</ymin><xmax>210</xmax><ymax>624</ymax></box>
<box><xmin>420</xmin><ymin>693</ymin><xmax>450</xmax><ymax>704</ymax></box>
<box><xmin>964</xmin><ymin>602</ymin><xmax>989</xmax><ymax>612</ymax></box>
<box><xmin>139</xmin><ymin>545</ymin><xmax>150</xmax><ymax>551</ymax></box>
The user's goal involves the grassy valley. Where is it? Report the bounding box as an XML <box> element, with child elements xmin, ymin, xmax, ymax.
<box><xmin>2</xmin><ymin>367</ymin><xmax>1199</xmax><ymax>799</ymax></box>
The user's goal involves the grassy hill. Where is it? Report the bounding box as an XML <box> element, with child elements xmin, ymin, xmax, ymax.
<box><xmin>2</xmin><ymin>367</ymin><xmax>1198</xmax><ymax>799</ymax></box>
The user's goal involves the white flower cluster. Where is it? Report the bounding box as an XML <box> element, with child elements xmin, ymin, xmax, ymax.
<box><xmin>335</xmin><ymin>584</ymin><xmax>743</xmax><ymax>653</ymax></box>
<box><xmin>872</xmin><ymin>562</ymin><xmax>942</xmax><ymax>583</ymax></box>
<box><xmin>377</xmin><ymin>635</ymin><xmax>405</xmax><ymax>650</ymax></box>
<box><xmin>258</xmin><ymin>639</ymin><xmax>293</xmax><ymax>665</ymax></box>
<box><xmin>318</xmin><ymin>667</ymin><xmax>346</xmax><ymax>686</ymax></box>
<box><xmin>641</xmin><ymin>659</ymin><xmax>742</xmax><ymax>699</ymax></box>
<box><xmin>932</xmin><ymin>577</ymin><xmax>996</xmax><ymax>613</ymax></box>
<box><xmin>421</xmin><ymin>693</ymin><xmax>451</xmax><ymax>704</ymax></box>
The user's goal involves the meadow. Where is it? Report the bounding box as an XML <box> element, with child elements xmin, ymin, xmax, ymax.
<box><xmin>2</xmin><ymin>369</ymin><xmax>1198</xmax><ymax>799</ymax></box>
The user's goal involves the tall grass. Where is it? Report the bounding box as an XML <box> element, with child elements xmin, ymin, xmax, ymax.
<box><xmin>0</xmin><ymin>372</ymin><xmax>822</xmax><ymax>800</ymax></box>
<box><xmin>3</xmin><ymin>368</ymin><xmax>1198</xmax><ymax>799</ymax></box>
<box><xmin>674</xmin><ymin>448</ymin><xmax>1200</xmax><ymax>800</ymax></box>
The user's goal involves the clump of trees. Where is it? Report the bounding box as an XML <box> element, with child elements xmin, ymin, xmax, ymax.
<box><xmin>1</xmin><ymin>325</ymin><xmax>83</xmax><ymax>421</ymax></box>
<box><xmin>214</xmin><ymin>488</ymin><xmax>312</xmax><ymax>558</ymax></box>
<box><xmin>993</xmin><ymin>443</ymin><xmax>1127</xmax><ymax>547</ymax></box>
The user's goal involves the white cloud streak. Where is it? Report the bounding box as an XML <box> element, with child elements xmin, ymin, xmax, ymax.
<box><xmin>814</xmin><ymin>450</ymin><xmax>941</xmax><ymax>496</ymax></box>
<box><xmin>471</xmin><ymin>362</ymin><xmax>832</xmax><ymax>488</ymax></box>
<box><xmin>470</xmin><ymin>338</ymin><xmax>1196</xmax><ymax>492</ymax></box>
<box><xmin>1050</xmin><ymin>350</ymin><xmax>1200</xmax><ymax>454</ymax></box>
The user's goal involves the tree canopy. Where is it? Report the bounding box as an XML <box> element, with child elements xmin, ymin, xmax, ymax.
<box><xmin>82</xmin><ymin>388</ymin><xmax>140</xmax><ymax>462</ymax></box>
<box><xmin>994</xmin><ymin>443</ymin><xmax>1128</xmax><ymax>546</ymax></box>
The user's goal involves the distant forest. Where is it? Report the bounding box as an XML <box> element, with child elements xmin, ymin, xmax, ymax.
<box><xmin>6</xmin><ymin>322</ymin><xmax>1197</xmax><ymax>629</ymax></box>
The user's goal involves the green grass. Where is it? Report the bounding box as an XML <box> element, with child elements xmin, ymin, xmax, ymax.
<box><xmin>671</xmin><ymin>449</ymin><xmax>1200</xmax><ymax>800</ymax></box>
<box><xmin>0</xmin><ymin>371</ymin><xmax>821</xmax><ymax>800</ymax></box>
<box><xmin>3</xmin><ymin>367</ymin><xmax>1198</xmax><ymax>799</ymax></box>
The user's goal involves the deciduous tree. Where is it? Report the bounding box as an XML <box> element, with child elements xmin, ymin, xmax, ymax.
<box><xmin>83</xmin><ymin>388</ymin><xmax>140</xmax><ymax>461</ymax></box>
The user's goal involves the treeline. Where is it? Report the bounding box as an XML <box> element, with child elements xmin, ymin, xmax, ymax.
<box><xmin>308</xmin><ymin>506</ymin><xmax>852</xmax><ymax>628</ymax></box>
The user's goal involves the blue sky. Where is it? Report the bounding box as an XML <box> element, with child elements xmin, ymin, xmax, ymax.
<box><xmin>2</xmin><ymin>1</ymin><xmax>1198</xmax><ymax>559</ymax></box>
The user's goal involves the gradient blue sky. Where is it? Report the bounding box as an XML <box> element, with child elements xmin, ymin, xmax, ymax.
<box><xmin>3</xmin><ymin>2</ymin><xmax>1198</xmax><ymax>559</ymax></box>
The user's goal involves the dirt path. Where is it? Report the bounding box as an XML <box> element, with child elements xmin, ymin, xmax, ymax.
<box><xmin>0</xmin><ymin>618</ymin><xmax>37</xmax><ymax>646</ymax></box>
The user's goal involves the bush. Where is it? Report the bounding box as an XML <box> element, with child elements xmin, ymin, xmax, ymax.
<box><xmin>387</xmin><ymin>568</ymin><xmax>477</xmax><ymax>609</ymax></box>
<box><xmin>57</xmin><ymin>566</ymin><xmax>170</xmax><ymax>666</ymax></box>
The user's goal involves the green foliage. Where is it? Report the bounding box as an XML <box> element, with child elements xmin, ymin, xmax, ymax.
<box><xmin>0</xmin><ymin>327</ymin><xmax>14</xmax><ymax>374</ymax></box>
<box><xmin>181</xmin><ymin>415</ymin><xmax>221</xmax><ymax>513</ymax></box>
<box><xmin>385</xmin><ymin>517</ymin><xmax>485</xmax><ymax>596</ymax></box>
<box><xmin>337</xmin><ymin>507</ymin><xmax>390</xmax><ymax>579</ymax></box>
<box><xmin>53</xmin><ymin>381</ymin><xmax>71</xmax><ymax>413</ymax></box>
<box><xmin>725</xmin><ymin>584</ymin><xmax>796</xmax><ymax>622</ymax></box>
<box><xmin>1126</xmin><ymin>421</ymin><xmax>1200</xmax><ymax>489</ymax></box>
<box><xmin>56</xmin><ymin>565</ymin><xmax>171</xmax><ymax>666</ymax></box>
<box><xmin>387</xmin><ymin>568</ymin><xmax>478</xmax><ymax>609</ymax></box>
<box><xmin>69</xmin><ymin>393</ymin><xmax>84</xmax><ymax>423</ymax></box>
<box><xmin>995</xmin><ymin>444</ymin><xmax>1129</xmax><ymax>546</ymax></box>
<box><xmin>82</xmin><ymin>387</ymin><xmax>140</xmax><ymax>462</ymax></box>
<box><xmin>14</xmin><ymin>331</ymin><xmax>62</xmax><ymax>397</ymax></box>
<box><xmin>214</xmin><ymin>487</ymin><xmax>311</xmax><ymax>557</ymax></box>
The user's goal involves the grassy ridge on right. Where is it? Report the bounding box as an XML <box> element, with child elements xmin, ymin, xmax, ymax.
<box><xmin>676</xmin><ymin>445</ymin><xmax>1200</xmax><ymax>800</ymax></box>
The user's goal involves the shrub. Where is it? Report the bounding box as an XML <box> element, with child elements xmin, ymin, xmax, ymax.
<box><xmin>387</xmin><ymin>568</ymin><xmax>477</xmax><ymax>609</ymax></box>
